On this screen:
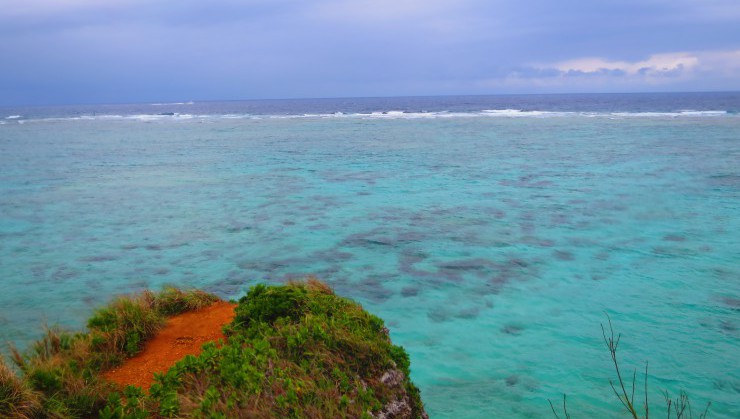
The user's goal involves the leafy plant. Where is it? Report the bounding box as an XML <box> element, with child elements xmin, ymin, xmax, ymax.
<box><xmin>99</xmin><ymin>385</ymin><xmax>148</xmax><ymax>419</ymax></box>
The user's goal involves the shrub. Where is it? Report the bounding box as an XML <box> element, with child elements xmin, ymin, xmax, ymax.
<box><xmin>233</xmin><ymin>283</ymin><xmax>309</xmax><ymax>327</ymax></box>
<box><xmin>144</xmin><ymin>280</ymin><xmax>426</xmax><ymax>418</ymax></box>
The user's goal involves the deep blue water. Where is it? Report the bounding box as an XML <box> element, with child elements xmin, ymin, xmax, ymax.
<box><xmin>1</xmin><ymin>93</ymin><xmax>739</xmax><ymax>417</ymax></box>
<box><xmin>2</xmin><ymin>92</ymin><xmax>739</xmax><ymax>121</ymax></box>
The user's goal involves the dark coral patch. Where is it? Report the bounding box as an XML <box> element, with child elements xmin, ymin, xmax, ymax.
<box><xmin>455</xmin><ymin>307</ymin><xmax>480</xmax><ymax>320</ymax></box>
<box><xmin>427</xmin><ymin>307</ymin><xmax>451</xmax><ymax>323</ymax></box>
<box><xmin>437</xmin><ymin>258</ymin><xmax>494</xmax><ymax>271</ymax></box>
<box><xmin>663</xmin><ymin>234</ymin><xmax>686</xmax><ymax>242</ymax></box>
<box><xmin>79</xmin><ymin>254</ymin><xmax>119</xmax><ymax>262</ymax></box>
<box><xmin>553</xmin><ymin>250</ymin><xmax>575</xmax><ymax>261</ymax></box>
<box><xmin>721</xmin><ymin>297</ymin><xmax>740</xmax><ymax>311</ymax></box>
<box><xmin>502</xmin><ymin>324</ymin><xmax>524</xmax><ymax>335</ymax></box>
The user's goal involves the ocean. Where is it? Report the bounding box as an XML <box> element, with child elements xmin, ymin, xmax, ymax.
<box><xmin>1</xmin><ymin>92</ymin><xmax>739</xmax><ymax>417</ymax></box>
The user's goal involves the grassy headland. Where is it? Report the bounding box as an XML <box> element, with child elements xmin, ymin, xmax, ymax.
<box><xmin>1</xmin><ymin>280</ymin><xmax>427</xmax><ymax>418</ymax></box>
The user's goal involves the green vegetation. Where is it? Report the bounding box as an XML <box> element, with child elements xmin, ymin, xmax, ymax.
<box><xmin>1</xmin><ymin>280</ymin><xmax>427</xmax><ymax>418</ymax></box>
<box><xmin>549</xmin><ymin>314</ymin><xmax>711</xmax><ymax>419</ymax></box>
<box><xmin>87</xmin><ymin>287</ymin><xmax>219</xmax><ymax>358</ymax></box>
<box><xmin>141</xmin><ymin>279</ymin><xmax>425</xmax><ymax>418</ymax></box>
<box><xmin>2</xmin><ymin>287</ymin><xmax>218</xmax><ymax>417</ymax></box>
<box><xmin>0</xmin><ymin>356</ymin><xmax>41</xmax><ymax>418</ymax></box>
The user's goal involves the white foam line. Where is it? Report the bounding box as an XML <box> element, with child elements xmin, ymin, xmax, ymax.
<box><xmin>610</xmin><ymin>110</ymin><xmax>728</xmax><ymax>118</ymax></box>
<box><xmin>12</xmin><ymin>109</ymin><xmax>734</xmax><ymax>123</ymax></box>
<box><xmin>150</xmin><ymin>101</ymin><xmax>195</xmax><ymax>106</ymax></box>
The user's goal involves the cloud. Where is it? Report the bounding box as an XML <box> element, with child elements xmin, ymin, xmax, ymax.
<box><xmin>552</xmin><ymin>53</ymin><xmax>700</xmax><ymax>78</ymax></box>
<box><xmin>696</xmin><ymin>49</ymin><xmax>740</xmax><ymax>77</ymax></box>
<box><xmin>471</xmin><ymin>49</ymin><xmax>740</xmax><ymax>93</ymax></box>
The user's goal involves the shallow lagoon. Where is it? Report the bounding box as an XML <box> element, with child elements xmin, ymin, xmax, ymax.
<box><xmin>1</xmin><ymin>98</ymin><xmax>739</xmax><ymax>417</ymax></box>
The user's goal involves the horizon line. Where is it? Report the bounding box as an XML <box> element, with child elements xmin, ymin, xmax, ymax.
<box><xmin>2</xmin><ymin>90</ymin><xmax>739</xmax><ymax>109</ymax></box>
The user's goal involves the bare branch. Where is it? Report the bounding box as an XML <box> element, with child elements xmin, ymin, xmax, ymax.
<box><xmin>548</xmin><ymin>394</ymin><xmax>571</xmax><ymax>419</ymax></box>
<box><xmin>562</xmin><ymin>394</ymin><xmax>571</xmax><ymax>419</ymax></box>
<box><xmin>644</xmin><ymin>361</ymin><xmax>649</xmax><ymax>419</ymax></box>
<box><xmin>602</xmin><ymin>313</ymin><xmax>639</xmax><ymax>419</ymax></box>
<box><xmin>553</xmin><ymin>315</ymin><xmax>711</xmax><ymax>419</ymax></box>
<box><xmin>699</xmin><ymin>402</ymin><xmax>711</xmax><ymax>419</ymax></box>
<box><xmin>548</xmin><ymin>399</ymin><xmax>562</xmax><ymax>419</ymax></box>
<box><xmin>664</xmin><ymin>390</ymin><xmax>672</xmax><ymax>419</ymax></box>
<box><xmin>610</xmin><ymin>379</ymin><xmax>632</xmax><ymax>413</ymax></box>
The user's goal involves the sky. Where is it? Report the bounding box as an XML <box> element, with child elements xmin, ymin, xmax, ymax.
<box><xmin>1</xmin><ymin>0</ymin><xmax>739</xmax><ymax>105</ymax></box>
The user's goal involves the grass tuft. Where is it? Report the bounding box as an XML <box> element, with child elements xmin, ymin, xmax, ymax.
<box><xmin>88</xmin><ymin>286</ymin><xmax>218</xmax><ymax>358</ymax></box>
<box><xmin>0</xmin><ymin>356</ymin><xmax>42</xmax><ymax>419</ymax></box>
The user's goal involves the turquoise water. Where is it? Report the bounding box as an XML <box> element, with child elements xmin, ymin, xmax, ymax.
<box><xmin>1</xmin><ymin>96</ymin><xmax>739</xmax><ymax>417</ymax></box>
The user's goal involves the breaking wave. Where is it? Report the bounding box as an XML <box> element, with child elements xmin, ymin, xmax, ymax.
<box><xmin>4</xmin><ymin>109</ymin><xmax>734</xmax><ymax>124</ymax></box>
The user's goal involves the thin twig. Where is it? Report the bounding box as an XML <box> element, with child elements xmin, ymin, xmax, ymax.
<box><xmin>676</xmin><ymin>392</ymin><xmax>687</xmax><ymax>419</ymax></box>
<box><xmin>699</xmin><ymin>402</ymin><xmax>711</xmax><ymax>419</ymax></box>
<box><xmin>644</xmin><ymin>361</ymin><xmax>649</xmax><ymax>419</ymax></box>
<box><xmin>664</xmin><ymin>390</ymin><xmax>672</xmax><ymax>419</ymax></box>
<box><xmin>602</xmin><ymin>313</ymin><xmax>639</xmax><ymax>419</ymax></box>
<box><xmin>548</xmin><ymin>394</ymin><xmax>572</xmax><ymax>419</ymax></box>
<box><xmin>549</xmin><ymin>399</ymin><xmax>562</xmax><ymax>419</ymax></box>
<box><xmin>562</xmin><ymin>394</ymin><xmax>571</xmax><ymax>419</ymax></box>
<box><xmin>610</xmin><ymin>379</ymin><xmax>632</xmax><ymax>413</ymax></box>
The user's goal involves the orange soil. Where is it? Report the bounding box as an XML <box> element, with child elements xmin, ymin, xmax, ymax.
<box><xmin>102</xmin><ymin>301</ymin><xmax>237</xmax><ymax>390</ymax></box>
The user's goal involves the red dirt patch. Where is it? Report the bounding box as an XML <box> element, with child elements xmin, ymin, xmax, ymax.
<box><xmin>102</xmin><ymin>301</ymin><xmax>237</xmax><ymax>390</ymax></box>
